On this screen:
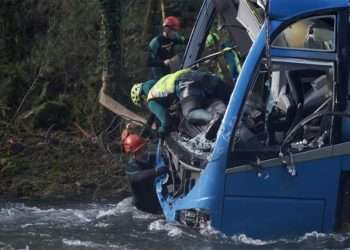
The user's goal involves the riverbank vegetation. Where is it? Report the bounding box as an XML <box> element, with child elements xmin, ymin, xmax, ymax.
<box><xmin>0</xmin><ymin>0</ymin><xmax>200</xmax><ymax>200</ymax></box>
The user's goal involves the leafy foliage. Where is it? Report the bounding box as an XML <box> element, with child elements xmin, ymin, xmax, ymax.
<box><xmin>0</xmin><ymin>0</ymin><xmax>201</xmax><ymax>129</ymax></box>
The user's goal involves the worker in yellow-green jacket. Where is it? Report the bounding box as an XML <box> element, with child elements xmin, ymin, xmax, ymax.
<box><xmin>130</xmin><ymin>69</ymin><xmax>231</xmax><ymax>138</ymax></box>
<box><xmin>205</xmin><ymin>32</ymin><xmax>242</xmax><ymax>84</ymax></box>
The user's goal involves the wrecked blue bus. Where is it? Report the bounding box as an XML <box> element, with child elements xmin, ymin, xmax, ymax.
<box><xmin>145</xmin><ymin>0</ymin><xmax>350</xmax><ymax>239</ymax></box>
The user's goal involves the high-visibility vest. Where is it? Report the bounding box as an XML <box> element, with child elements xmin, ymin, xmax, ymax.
<box><xmin>147</xmin><ymin>68</ymin><xmax>191</xmax><ymax>101</ymax></box>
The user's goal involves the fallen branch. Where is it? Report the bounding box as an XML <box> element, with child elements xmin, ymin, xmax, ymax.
<box><xmin>12</xmin><ymin>66</ymin><xmax>43</xmax><ymax>122</ymax></box>
<box><xmin>74</xmin><ymin>122</ymin><xmax>97</xmax><ymax>143</ymax></box>
<box><xmin>45</xmin><ymin>124</ymin><xmax>56</xmax><ymax>144</ymax></box>
<box><xmin>98</xmin><ymin>85</ymin><xmax>146</xmax><ymax>126</ymax></box>
<box><xmin>125</xmin><ymin>0</ymin><xmax>137</xmax><ymax>12</ymax></box>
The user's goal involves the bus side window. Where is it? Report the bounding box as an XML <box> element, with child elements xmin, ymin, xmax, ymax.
<box><xmin>272</xmin><ymin>16</ymin><xmax>335</xmax><ymax>51</ymax></box>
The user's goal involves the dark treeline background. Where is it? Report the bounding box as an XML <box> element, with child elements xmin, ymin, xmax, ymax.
<box><xmin>0</xmin><ymin>0</ymin><xmax>201</xmax><ymax>200</ymax></box>
<box><xmin>0</xmin><ymin>0</ymin><xmax>200</xmax><ymax>133</ymax></box>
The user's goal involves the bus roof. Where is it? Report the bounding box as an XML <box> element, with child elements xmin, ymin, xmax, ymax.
<box><xmin>269</xmin><ymin>0</ymin><xmax>349</xmax><ymax>20</ymax></box>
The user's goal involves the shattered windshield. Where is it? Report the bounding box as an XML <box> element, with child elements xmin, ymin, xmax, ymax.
<box><xmin>197</xmin><ymin>2</ymin><xmax>253</xmax><ymax>86</ymax></box>
<box><xmin>173</xmin><ymin>0</ymin><xmax>256</xmax><ymax>156</ymax></box>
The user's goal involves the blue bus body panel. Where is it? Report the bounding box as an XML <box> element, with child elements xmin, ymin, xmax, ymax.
<box><xmin>271</xmin><ymin>48</ymin><xmax>337</xmax><ymax>61</ymax></box>
<box><xmin>222</xmin><ymin>157</ymin><xmax>342</xmax><ymax>238</ymax></box>
<box><xmin>269</xmin><ymin>0</ymin><xmax>349</xmax><ymax>21</ymax></box>
<box><xmin>223</xmin><ymin>197</ymin><xmax>324</xmax><ymax>238</ymax></box>
<box><xmin>156</xmin><ymin>0</ymin><xmax>350</xmax><ymax>239</ymax></box>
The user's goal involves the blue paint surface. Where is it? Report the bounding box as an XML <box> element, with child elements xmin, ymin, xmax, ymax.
<box><xmin>269</xmin><ymin>0</ymin><xmax>348</xmax><ymax>21</ymax></box>
<box><xmin>155</xmin><ymin>0</ymin><xmax>350</xmax><ymax>239</ymax></box>
<box><xmin>223</xmin><ymin>157</ymin><xmax>342</xmax><ymax>238</ymax></box>
<box><xmin>222</xmin><ymin>197</ymin><xmax>325</xmax><ymax>239</ymax></box>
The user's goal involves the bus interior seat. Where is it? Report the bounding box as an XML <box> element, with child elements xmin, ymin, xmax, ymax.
<box><xmin>304</xmin><ymin>25</ymin><xmax>334</xmax><ymax>50</ymax></box>
<box><xmin>303</xmin><ymin>73</ymin><xmax>331</xmax><ymax>115</ymax></box>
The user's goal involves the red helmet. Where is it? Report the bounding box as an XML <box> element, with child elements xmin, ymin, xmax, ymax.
<box><xmin>122</xmin><ymin>134</ymin><xmax>147</xmax><ymax>153</ymax></box>
<box><xmin>163</xmin><ymin>16</ymin><xmax>181</xmax><ymax>31</ymax></box>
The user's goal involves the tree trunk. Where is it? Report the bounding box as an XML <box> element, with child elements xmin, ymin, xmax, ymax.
<box><xmin>142</xmin><ymin>0</ymin><xmax>155</xmax><ymax>45</ymax></box>
<box><xmin>98</xmin><ymin>0</ymin><xmax>121</xmax><ymax>129</ymax></box>
<box><xmin>160</xmin><ymin>0</ymin><xmax>166</xmax><ymax>21</ymax></box>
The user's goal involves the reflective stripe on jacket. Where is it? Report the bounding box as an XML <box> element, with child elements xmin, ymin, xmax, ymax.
<box><xmin>147</xmin><ymin>68</ymin><xmax>191</xmax><ymax>101</ymax></box>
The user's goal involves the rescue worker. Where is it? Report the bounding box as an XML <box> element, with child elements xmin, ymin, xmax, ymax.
<box><xmin>130</xmin><ymin>69</ymin><xmax>231</xmax><ymax>138</ymax></box>
<box><xmin>205</xmin><ymin>32</ymin><xmax>242</xmax><ymax>85</ymax></box>
<box><xmin>130</xmin><ymin>78</ymin><xmax>159</xmax><ymax>137</ymax></box>
<box><xmin>122</xmin><ymin>132</ymin><xmax>168</xmax><ymax>213</ymax></box>
<box><xmin>148</xmin><ymin>16</ymin><xmax>186</xmax><ymax>80</ymax></box>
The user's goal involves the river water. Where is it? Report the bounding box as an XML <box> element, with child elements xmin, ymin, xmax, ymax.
<box><xmin>1</xmin><ymin>198</ymin><xmax>350</xmax><ymax>250</ymax></box>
